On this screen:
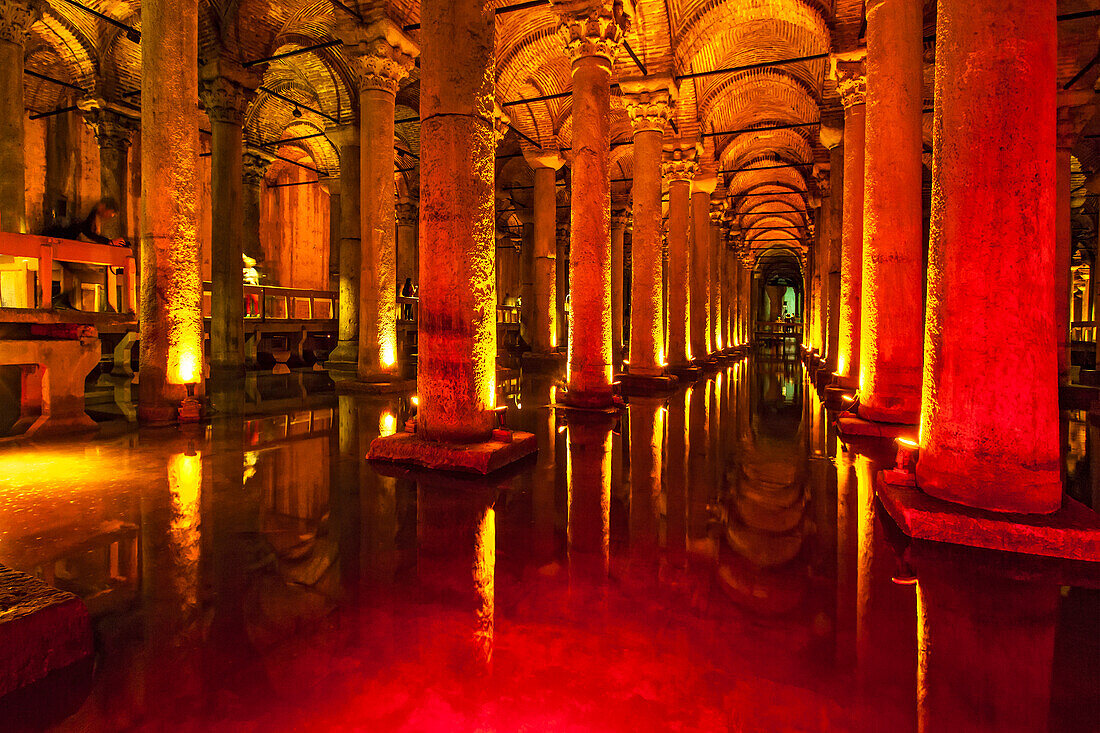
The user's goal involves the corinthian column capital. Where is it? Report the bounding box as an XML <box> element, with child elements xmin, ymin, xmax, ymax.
<box><xmin>552</xmin><ymin>0</ymin><xmax>633</xmax><ymax>64</ymax></box>
<box><xmin>340</xmin><ymin>17</ymin><xmax>418</xmax><ymax>96</ymax></box>
<box><xmin>662</xmin><ymin>143</ymin><xmax>698</xmax><ymax>183</ymax></box>
<box><xmin>0</xmin><ymin>0</ymin><xmax>40</xmax><ymax>46</ymax></box>
<box><xmin>829</xmin><ymin>48</ymin><xmax>867</xmax><ymax>109</ymax></box>
<box><xmin>620</xmin><ymin>75</ymin><xmax>677</xmax><ymax>135</ymax></box>
<box><xmin>199</xmin><ymin>59</ymin><xmax>262</xmax><ymax>126</ymax></box>
<box><xmin>78</xmin><ymin>99</ymin><xmax>139</xmax><ymax>150</ymax></box>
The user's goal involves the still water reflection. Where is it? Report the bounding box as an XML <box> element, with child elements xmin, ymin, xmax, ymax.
<box><xmin>0</xmin><ymin>357</ymin><xmax>1095</xmax><ymax>731</ymax></box>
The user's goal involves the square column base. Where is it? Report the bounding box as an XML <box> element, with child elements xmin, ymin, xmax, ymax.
<box><xmin>668</xmin><ymin>364</ymin><xmax>702</xmax><ymax>379</ymax></box>
<box><xmin>618</xmin><ymin>372</ymin><xmax>679</xmax><ymax>395</ymax></box>
<box><xmin>836</xmin><ymin>414</ymin><xmax>917</xmax><ymax>441</ymax></box>
<box><xmin>0</xmin><ymin>565</ymin><xmax>93</xmax><ymax>698</ymax></box>
<box><xmin>823</xmin><ymin>384</ymin><xmax>856</xmax><ymax>410</ymax></box>
<box><xmin>335</xmin><ymin>377</ymin><xmax>416</xmax><ymax>395</ymax></box>
<box><xmin>876</xmin><ymin>472</ymin><xmax>1100</xmax><ymax>562</ymax></box>
<box><xmin>368</xmin><ymin>430</ymin><xmax>537</xmax><ymax>475</ymax></box>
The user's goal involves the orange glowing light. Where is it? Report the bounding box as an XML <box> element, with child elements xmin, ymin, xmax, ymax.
<box><xmin>410</xmin><ymin>395</ymin><xmax>419</xmax><ymax>406</ymax></box>
<box><xmin>170</xmin><ymin>346</ymin><xmax>201</xmax><ymax>385</ymax></box>
<box><xmin>379</xmin><ymin>412</ymin><xmax>396</xmax><ymax>437</ymax></box>
<box><xmin>896</xmin><ymin>437</ymin><xmax>919</xmax><ymax>449</ymax></box>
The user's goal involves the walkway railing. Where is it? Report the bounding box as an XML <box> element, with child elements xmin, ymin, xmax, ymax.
<box><xmin>0</xmin><ymin>232</ymin><xmax>137</xmax><ymax>312</ymax></box>
<box><xmin>201</xmin><ymin>283</ymin><xmax>336</xmax><ymax>321</ymax></box>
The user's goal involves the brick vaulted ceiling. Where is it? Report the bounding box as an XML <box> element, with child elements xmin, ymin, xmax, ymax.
<box><xmin>20</xmin><ymin>0</ymin><xmax>1100</xmax><ymax>268</ymax></box>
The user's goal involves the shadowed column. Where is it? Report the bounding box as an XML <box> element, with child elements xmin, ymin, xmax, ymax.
<box><xmin>325</xmin><ymin>124</ymin><xmax>361</xmax><ymax>370</ymax></box>
<box><xmin>523</xmin><ymin>151</ymin><xmax>565</xmax><ymax>357</ymax></box>
<box><xmin>80</xmin><ymin>104</ymin><xmax>138</xmax><ymax>243</ymax></box>
<box><xmin>664</xmin><ymin>146</ymin><xmax>697</xmax><ymax>369</ymax></box>
<box><xmin>1056</xmin><ymin>94</ymin><xmax>1094</xmax><ymax>386</ymax></box>
<box><xmin>690</xmin><ymin>175</ymin><xmax>716</xmax><ymax>359</ymax></box>
<box><xmin>0</xmin><ymin>0</ymin><xmax>38</xmax><ymax>233</ymax></box>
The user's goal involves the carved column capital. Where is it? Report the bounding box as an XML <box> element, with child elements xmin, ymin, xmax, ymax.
<box><xmin>199</xmin><ymin>60</ymin><xmax>262</xmax><ymax>126</ymax></box>
<box><xmin>662</xmin><ymin>144</ymin><xmax>698</xmax><ymax>183</ymax></box>
<box><xmin>611</xmin><ymin>208</ymin><xmax>631</xmax><ymax>229</ymax></box>
<box><xmin>830</xmin><ymin>48</ymin><xmax>867</xmax><ymax>110</ymax></box>
<box><xmin>396</xmin><ymin>201</ymin><xmax>417</xmax><ymax>227</ymax></box>
<box><xmin>493</xmin><ymin>102</ymin><xmax>511</xmax><ymax>145</ymax></box>
<box><xmin>242</xmin><ymin>147</ymin><xmax>275</xmax><ymax>187</ymax></box>
<box><xmin>619</xmin><ymin>75</ymin><xmax>676</xmax><ymax>135</ymax></box>
<box><xmin>0</xmin><ymin>0</ymin><xmax>41</xmax><ymax>46</ymax></box>
<box><xmin>78</xmin><ymin>100</ymin><xmax>139</xmax><ymax>151</ymax></box>
<box><xmin>340</xmin><ymin>18</ymin><xmax>418</xmax><ymax>96</ymax></box>
<box><xmin>552</xmin><ymin>0</ymin><xmax>633</xmax><ymax>65</ymax></box>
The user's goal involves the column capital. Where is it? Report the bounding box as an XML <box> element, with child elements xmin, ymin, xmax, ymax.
<box><xmin>552</xmin><ymin>0</ymin><xmax>633</xmax><ymax>65</ymax></box>
<box><xmin>611</xmin><ymin>208</ymin><xmax>631</xmax><ymax>229</ymax></box>
<box><xmin>1056</xmin><ymin>89</ymin><xmax>1095</xmax><ymax>150</ymax></box>
<box><xmin>0</xmin><ymin>0</ymin><xmax>41</xmax><ymax>46</ymax></box>
<box><xmin>692</xmin><ymin>174</ymin><xmax>717</xmax><ymax>196</ymax></box>
<box><xmin>619</xmin><ymin>75</ymin><xmax>677</xmax><ymax>135</ymax></box>
<box><xmin>326</xmin><ymin>122</ymin><xmax>360</xmax><ymax>150</ymax></box>
<box><xmin>198</xmin><ymin>59</ymin><xmax>262</xmax><ymax>126</ymax></box>
<box><xmin>396</xmin><ymin>200</ymin><xmax>417</xmax><ymax>226</ymax></box>
<box><xmin>662</xmin><ymin>144</ymin><xmax>698</xmax><ymax>182</ymax></box>
<box><xmin>819</xmin><ymin>120</ymin><xmax>843</xmax><ymax>149</ymax></box>
<box><xmin>829</xmin><ymin>48</ymin><xmax>867</xmax><ymax>109</ymax></box>
<box><xmin>340</xmin><ymin>17</ymin><xmax>419</xmax><ymax>96</ymax></box>
<box><xmin>813</xmin><ymin>163</ymin><xmax>831</xmax><ymax>196</ymax></box>
<box><xmin>493</xmin><ymin>102</ymin><xmax>511</xmax><ymax>144</ymax></box>
<box><xmin>242</xmin><ymin>147</ymin><xmax>275</xmax><ymax>187</ymax></box>
<box><xmin>708</xmin><ymin>197</ymin><xmax>725</xmax><ymax>223</ymax></box>
<box><xmin>523</xmin><ymin>148</ymin><xmax>567</xmax><ymax>170</ymax></box>
<box><xmin>77</xmin><ymin>99</ymin><xmax>138</xmax><ymax>150</ymax></box>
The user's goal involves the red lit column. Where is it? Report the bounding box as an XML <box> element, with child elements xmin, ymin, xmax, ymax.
<box><xmin>916</xmin><ymin>0</ymin><xmax>1061</xmax><ymax>513</ymax></box>
<box><xmin>710</xmin><ymin>201</ymin><xmax>725</xmax><ymax>351</ymax></box>
<box><xmin>341</xmin><ymin>19</ymin><xmax>417</xmax><ymax>383</ymax></box>
<box><xmin>857</xmin><ymin>0</ymin><xmax>923</xmax><ymax>423</ymax></box>
<box><xmin>821</xmin><ymin>121</ymin><xmax>844</xmax><ymax>366</ymax></box>
<box><xmin>621</xmin><ymin>77</ymin><xmax>675</xmax><ymax>377</ymax></box>
<box><xmin>690</xmin><ymin>175</ymin><xmax>716</xmax><ymax>359</ymax></box>
<box><xmin>0</xmin><ymin>0</ymin><xmax>37</xmax><ymax>233</ymax></box>
<box><xmin>523</xmin><ymin>150</ymin><xmax>565</xmax><ymax>356</ymax></box>
<box><xmin>664</xmin><ymin>147</ymin><xmax>697</xmax><ymax>369</ymax></box>
<box><xmin>416</xmin><ymin>0</ymin><xmax>496</xmax><ymax>442</ymax></box>
<box><xmin>559</xmin><ymin>4</ymin><xmax>629</xmax><ymax>408</ymax></box>
<box><xmin>1056</xmin><ymin>93</ymin><xmax>1093</xmax><ymax>385</ymax></box>
<box><xmin>830</xmin><ymin>50</ymin><xmax>866</xmax><ymax>386</ymax></box>
<box><xmin>610</xmin><ymin>209</ymin><xmax>629</xmax><ymax>367</ymax></box>
<box><xmin>325</xmin><ymin>124</ymin><xmax>361</xmax><ymax>369</ymax></box>
<box><xmin>138</xmin><ymin>0</ymin><xmax>201</xmax><ymax>422</ymax></box>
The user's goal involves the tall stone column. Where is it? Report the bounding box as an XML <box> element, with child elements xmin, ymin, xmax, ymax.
<box><xmin>523</xmin><ymin>150</ymin><xmax>565</xmax><ymax>356</ymax></box>
<box><xmin>0</xmin><ymin>0</ymin><xmax>38</xmax><ymax>233</ymax></box>
<box><xmin>610</xmin><ymin>209</ymin><xmax>629</xmax><ymax>366</ymax></box>
<box><xmin>824</xmin><ymin>125</ymin><xmax>844</xmax><ymax>364</ymax></box>
<box><xmin>396</xmin><ymin>198</ymin><xmax>417</xmax><ymax>289</ymax></box>
<box><xmin>830</xmin><ymin>50</ymin><xmax>867</xmax><ymax>387</ymax></box>
<box><xmin>323</xmin><ymin>177</ymin><xmax>341</xmax><ymax>291</ymax></box>
<box><xmin>340</xmin><ymin>19</ymin><xmax>417</xmax><ymax>383</ymax></box>
<box><xmin>199</xmin><ymin>61</ymin><xmax>259</xmax><ymax>379</ymax></box>
<box><xmin>1056</xmin><ymin>93</ymin><xmax>1093</xmax><ymax>385</ymax></box>
<box><xmin>558</xmin><ymin>2</ymin><xmax>629</xmax><ymax>408</ymax></box>
<box><xmin>710</xmin><ymin>201</ymin><xmax>725</xmax><ymax>351</ymax></box>
<box><xmin>690</xmin><ymin>175</ymin><xmax>716</xmax><ymax>359</ymax></box>
<box><xmin>916</xmin><ymin>0</ymin><xmax>1060</xmax><ymax>513</ymax></box>
<box><xmin>664</xmin><ymin>147</ymin><xmax>696</xmax><ymax>369</ymax></box>
<box><xmin>241</xmin><ymin>148</ymin><xmax>272</xmax><ymax>263</ymax></box>
<box><xmin>857</xmin><ymin>0</ymin><xmax>923</xmax><ymax>423</ymax></box>
<box><xmin>556</xmin><ymin>220</ymin><xmax>569</xmax><ymax>348</ymax></box>
<box><xmin>621</xmin><ymin>76</ymin><xmax>674</xmax><ymax>377</ymax></box>
<box><xmin>137</xmin><ymin>0</ymin><xmax>200</xmax><ymax>422</ymax></box>
<box><xmin>326</xmin><ymin>124</ymin><xmax>360</xmax><ymax>368</ymax></box>
<box><xmin>416</xmin><ymin>0</ymin><xmax>496</xmax><ymax>442</ymax></box>
<box><xmin>80</xmin><ymin>103</ymin><xmax>138</xmax><ymax>242</ymax></box>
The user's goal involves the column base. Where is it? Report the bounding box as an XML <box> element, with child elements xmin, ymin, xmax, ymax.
<box><xmin>521</xmin><ymin>350</ymin><xmax>566</xmax><ymax>372</ymax></box>
<box><xmin>618</xmin><ymin>372</ymin><xmax>679</xmax><ymax>395</ymax></box>
<box><xmin>667</xmin><ymin>363</ymin><xmax>702</xmax><ymax>379</ymax></box>
<box><xmin>0</xmin><ymin>564</ymin><xmax>93</xmax><ymax>698</ymax></box>
<box><xmin>367</xmin><ymin>429</ymin><xmax>537</xmax><ymax>475</ymax></box>
<box><xmin>836</xmin><ymin>414</ymin><xmax>917</xmax><ymax>441</ymax></box>
<box><xmin>335</xmin><ymin>377</ymin><xmax>416</xmax><ymax>395</ymax></box>
<box><xmin>876</xmin><ymin>470</ymin><xmax>1100</xmax><ymax>562</ymax></box>
<box><xmin>324</xmin><ymin>340</ymin><xmax>359</xmax><ymax>372</ymax></box>
<box><xmin>823</xmin><ymin>384</ymin><xmax>857</xmax><ymax>410</ymax></box>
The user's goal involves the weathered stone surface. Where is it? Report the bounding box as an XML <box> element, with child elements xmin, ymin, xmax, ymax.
<box><xmin>0</xmin><ymin>337</ymin><xmax>100</xmax><ymax>437</ymax></box>
<box><xmin>0</xmin><ymin>564</ymin><xmax>93</xmax><ymax>698</ymax></box>
<box><xmin>836</xmin><ymin>414</ymin><xmax>916</xmax><ymax>440</ymax></box>
<box><xmin>367</xmin><ymin>430</ymin><xmax>537</xmax><ymax>475</ymax></box>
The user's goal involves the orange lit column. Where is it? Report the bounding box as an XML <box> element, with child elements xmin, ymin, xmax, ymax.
<box><xmin>857</xmin><ymin>0</ymin><xmax>923</xmax><ymax>423</ymax></box>
<box><xmin>137</xmin><ymin>0</ymin><xmax>201</xmax><ymax>422</ymax></box>
<box><xmin>823</xmin><ymin>122</ymin><xmax>844</xmax><ymax>365</ymax></box>
<box><xmin>690</xmin><ymin>175</ymin><xmax>716</xmax><ymax>359</ymax></box>
<box><xmin>1056</xmin><ymin>93</ymin><xmax>1093</xmax><ymax>385</ymax></box>
<box><xmin>915</xmin><ymin>0</ymin><xmax>1061</xmax><ymax>513</ymax></box>
<box><xmin>199</xmin><ymin>61</ymin><xmax>259</xmax><ymax>378</ymax></box>
<box><xmin>325</xmin><ymin>124</ymin><xmax>360</xmax><ymax>369</ymax></box>
<box><xmin>80</xmin><ymin>103</ymin><xmax>138</xmax><ymax>242</ymax></box>
<box><xmin>0</xmin><ymin>0</ymin><xmax>37</xmax><ymax>233</ymax></box>
<box><xmin>523</xmin><ymin>150</ymin><xmax>565</xmax><ymax>356</ymax></box>
<box><xmin>342</xmin><ymin>20</ymin><xmax>417</xmax><ymax>383</ymax></box>
<box><xmin>559</xmin><ymin>4</ymin><xmax>629</xmax><ymax>408</ymax></box>
<box><xmin>396</xmin><ymin>199</ymin><xmax>417</xmax><ymax>290</ymax></box>
<box><xmin>710</xmin><ymin>201</ymin><xmax>725</xmax><ymax>351</ymax></box>
<box><xmin>416</xmin><ymin>0</ymin><xmax>497</xmax><ymax>442</ymax></box>
<box><xmin>621</xmin><ymin>76</ymin><xmax>675</xmax><ymax>377</ymax></box>
<box><xmin>664</xmin><ymin>147</ymin><xmax>696</xmax><ymax>370</ymax></box>
<box><xmin>830</xmin><ymin>50</ymin><xmax>866</xmax><ymax>386</ymax></box>
<box><xmin>610</xmin><ymin>209</ymin><xmax>629</xmax><ymax>366</ymax></box>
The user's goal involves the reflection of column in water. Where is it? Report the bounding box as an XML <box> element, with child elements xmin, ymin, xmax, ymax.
<box><xmin>1090</xmin><ymin>422</ymin><xmax>1100</xmax><ymax>511</ymax></box>
<box><xmin>357</xmin><ymin>397</ymin><xmax>401</xmax><ymax>588</ymax></box>
<box><xmin>525</xmin><ymin>376</ymin><xmax>558</xmax><ymax>565</ymax></box>
<box><xmin>667</xmin><ymin>389</ymin><xmax>692</xmax><ymax>568</ymax></box>
<box><xmin>416</xmin><ymin>482</ymin><xmax>496</xmax><ymax>672</ymax></box>
<box><xmin>835</xmin><ymin>450</ymin><xmax>858</xmax><ymax>668</ymax></box>
<box><xmin>915</xmin><ymin>553</ymin><xmax>1059</xmax><ymax>733</ymax></box>
<box><xmin>684</xmin><ymin>382</ymin><xmax>708</xmax><ymax>560</ymax></box>
<box><xmin>166</xmin><ymin>450</ymin><xmax>203</xmax><ymax>609</ymax></box>
<box><xmin>854</xmin><ymin>455</ymin><xmax>916</xmax><ymax>715</ymax></box>
<box><xmin>334</xmin><ymin>396</ymin><xmax>362</xmax><ymax>596</ymax></box>
<box><xmin>628</xmin><ymin>396</ymin><xmax>665</xmax><ymax>578</ymax></box>
<box><xmin>566</xmin><ymin>413</ymin><xmax>614</xmax><ymax>584</ymax></box>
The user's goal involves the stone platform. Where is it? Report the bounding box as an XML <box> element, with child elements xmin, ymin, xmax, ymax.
<box><xmin>876</xmin><ymin>472</ymin><xmax>1100</xmax><ymax>562</ymax></box>
<box><xmin>668</xmin><ymin>364</ymin><xmax>703</xmax><ymax>380</ymax></box>
<box><xmin>367</xmin><ymin>429</ymin><xmax>537</xmax><ymax>474</ymax></box>
<box><xmin>617</xmin><ymin>372</ymin><xmax>679</xmax><ymax>395</ymax></box>
<box><xmin>334</xmin><ymin>377</ymin><xmax>416</xmax><ymax>395</ymax></box>
<box><xmin>0</xmin><ymin>565</ymin><xmax>93</xmax><ymax>698</ymax></box>
<box><xmin>521</xmin><ymin>351</ymin><xmax>566</xmax><ymax>371</ymax></box>
<box><xmin>823</xmin><ymin>384</ymin><xmax>856</xmax><ymax>410</ymax></box>
<box><xmin>836</xmin><ymin>414</ymin><xmax>917</xmax><ymax>440</ymax></box>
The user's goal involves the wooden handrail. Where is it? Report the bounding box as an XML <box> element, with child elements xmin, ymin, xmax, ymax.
<box><xmin>0</xmin><ymin>232</ymin><xmax>136</xmax><ymax>312</ymax></box>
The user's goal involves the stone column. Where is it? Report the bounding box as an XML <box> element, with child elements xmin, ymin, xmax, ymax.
<box><xmin>326</xmin><ymin>124</ymin><xmax>360</xmax><ymax>368</ymax></box>
<box><xmin>323</xmin><ymin>177</ymin><xmax>340</xmax><ymax>291</ymax></box>
<box><xmin>0</xmin><ymin>0</ymin><xmax>38</xmax><ymax>233</ymax></box>
<box><xmin>523</xmin><ymin>150</ymin><xmax>565</xmax><ymax>355</ymax></box>
<box><xmin>830</xmin><ymin>50</ymin><xmax>867</xmax><ymax>386</ymax></box>
<box><xmin>709</xmin><ymin>201</ymin><xmax>725</xmax><ymax>351</ymax></box>
<box><xmin>1056</xmin><ymin>93</ymin><xmax>1093</xmax><ymax>385</ymax></box>
<box><xmin>241</xmin><ymin>148</ymin><xmax>272</xmax><ymax>263</ymax></box>
<box><xmin>80</xmin><ymin>103</ymin><xmax>138</xmax><ymax>242</ymax></box>
<box><xmin>556</xmin><ymin>220</ymin><xmax>569</xmax><ymax>348</ymax></box>
<box><xmin>559</xmin><ymin>3</ymin><xmax>629</xmax><ymax>408</ymax></box>
<box><xmin>824</xmin><ymin>125</ymin><xmax>844</xmax><ymax>364</ymax></box>
<box><xmin>416</xmin><ymin>0</ymin><xmax>496</xmax><ymax>442</ymax></box>
<box><xmin>690</xmin><ymin>175</ymin><xmax>716</xmax><ymax>359</ymax></box>
<box><xmin>610</xmin><ymin>209</ymin><xmax>629</xmax><ymax>366</ymax></box>
<box><xmin>396</xmin><ymin>197</ymin><xmax>417</xmax><ymax>289</ymax></box>
<box><xmin>915</xmin><ymin>0</ymin><xmax>1061</xmax><ymax>513</ymax></box>
<box><xmin>199</xmin><ymin>61</ymin><xmax>259</xmax><ymax>379</ymax></box>
<box><xmin>621</xmin><ymin>76</ymin><xmax>675</xmax><ymax>377</ymax></box>
<box><xmin>857</xmin><ymin>0</ymin><xmax>923</xmax><ymax>423</ymax></box>
<box><xmin>137</xmin><ymin>0</ymin><xmax>200</xmax><ymax>422</ymax></box>
<box><xmin>664</xmin><ymin>147</ymin><xmax>696</xmax><ymax>369</ymax></box>
<box><xmin>340</xmin><ymin>19</ymin><xmax>417</xmax><ymax>382</ymax></box>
